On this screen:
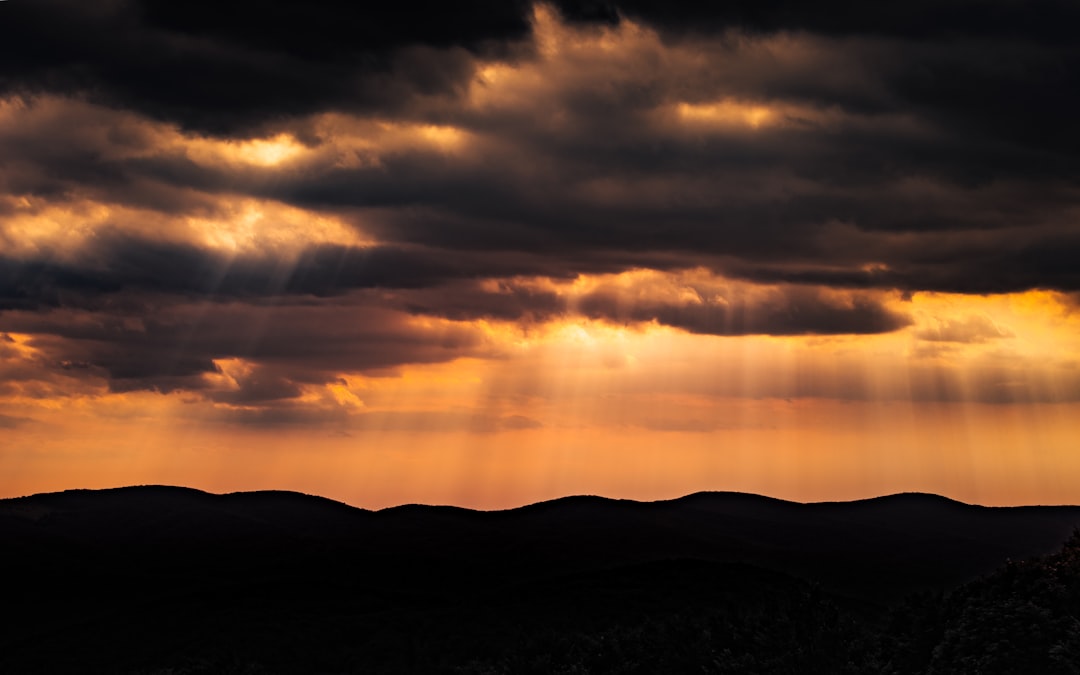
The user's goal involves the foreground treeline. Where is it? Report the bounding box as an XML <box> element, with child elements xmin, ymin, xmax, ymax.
<box><xmin>122</xmin><ymin>533</ymin><xmax>1080</xmax><ymax>675</ymax></box>
<box><xmin>880</xmin><ymin>529</ymin><xmax>1080</xmax><ymax>675</ymax></box>
<box><xmin>450</xmin><ymin>532</ymin><xmax>1080</xmax><ymax>675</ymax></box>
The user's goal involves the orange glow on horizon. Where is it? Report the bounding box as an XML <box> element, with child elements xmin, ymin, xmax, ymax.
<box><xmin>3</xmin><ymin>286</ymin><xmax>1080</xmax><ymax>507</ymax></box>
<box><xmin>3</xmin><ymin>399</ymin><xmax>1080</xmax><ymax>509</ymax></box>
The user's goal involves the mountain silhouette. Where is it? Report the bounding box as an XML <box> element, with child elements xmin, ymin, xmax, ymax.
<box><xmin>3</xmin><ymin>487</ymin><xmax>1079</xmax><ymax>673</ymax></box>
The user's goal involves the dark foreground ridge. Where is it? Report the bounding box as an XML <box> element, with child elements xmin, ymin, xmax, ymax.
<box><xmin>3</xmin><ymin>486</ymin><xmax>1080</xmax><ymax>674</ymax></box>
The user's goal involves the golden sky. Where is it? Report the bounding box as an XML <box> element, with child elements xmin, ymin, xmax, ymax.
<box><xmin>2</xmin><ymin>3</ymin><xmax>1080</xmax><ymax>507</ymax></box>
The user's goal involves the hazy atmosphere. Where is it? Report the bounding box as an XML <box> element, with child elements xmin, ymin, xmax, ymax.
<box><xmin>3</xmin><ymin>0</ymin><xmax>1080</xmax><ymax>508</ymax></box>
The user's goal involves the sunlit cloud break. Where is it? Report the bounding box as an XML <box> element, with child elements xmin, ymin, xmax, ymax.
<box><xmin>1</xmin><ymin>0</ymin><xmax>1080</xmax><ymax>508</ymax></box>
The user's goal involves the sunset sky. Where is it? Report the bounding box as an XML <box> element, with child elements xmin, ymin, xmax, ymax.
<box><xmin>2</xmin><ymin>1</ymin><xmax>1080</xmax><ymax>508</ymax></box>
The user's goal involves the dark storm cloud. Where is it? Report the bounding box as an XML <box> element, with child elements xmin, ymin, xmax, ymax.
<box><xmin>555</xmin><ymin>0</ymin><xmax>1080</xmax><ymax>159</ymax></box>
<box><xmin>206</xmin><ymin>365</ymin><xmax>304</xmax><ymax>405</ymax></box>
<box><xmin>0</xmin><ymin>237</ymin><xmax>522</xmax><ymax>310</ymax></box>
<box><xmin>5</xmin><ymin>30</ymin><xmax>1079</xmax><ymax>296</ymax></box>
<box><xmin>0</xmin><ymin>0</ymin><xmax>532</xmax><ymax>135</ymax></box>
<box><xmin>0</xmin><ymin>299</ymin><xmax>492</xmax><ymax>394</ymax></box>
<box><xmin>0</xmin><ymin>245</ymin><xmax>909</xmax><ymax>399</ymax></box>
<box><xmin>2</xmin><ymin>0</ymin><xmax>1080</xmax><ymax>380</ymax></box>
<box><xmin>0</xmin><ymin>97</ymin><xmax>223</xmax><ymax>212</ymax></box>
<box><xmin>6</xmin><ymin>0</ymin><xmax>1075</xmax><ymax>140</ymax></box>
<box><xmin>396</xmin><ymin>279</ymin><xmax>910</xmax><ymax>336</ymax></box>
<box><xmin>261</xmin><ymin>144</ymin><xmax>1080</xmax><ymax>295</ymax></box>
<box><xmin>555</xmin><ymin>0</ymin><xmax>1080</xmax><ymax>40</ymax></box>
<box><xmin>390</xmin><ymin>281</ymin><xmax>565</xmax><ymax>323</ymax></box>
<box><xmin>576</xmin><ymin>287</ymin><xmax>910</xmax><ymax>336</ymax></box>
<box><xmin>722</xmin><ymin>226</ymin><xmax>1080</xmax><ymax>295</ymax></box>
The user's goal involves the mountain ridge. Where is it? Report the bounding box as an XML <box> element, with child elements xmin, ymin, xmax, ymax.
<box><xmin>5</xmin><ymin>484</ymin><xmax>1080</xmax><ymax>674</ymax></box>
<box><xmin>0</xmin><ymin>483</ymin><xmax>1040</xmax><ymax>514</ymax></box>
<box><xmin>5</xmin><ymin>485</ymin><xmax>1079</xmax><ymax>585</ymax></box>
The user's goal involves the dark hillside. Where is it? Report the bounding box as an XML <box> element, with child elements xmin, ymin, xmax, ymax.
<box><xmin>2</xmin><ymin>486</ymin><xmax>1079</xmax><ymax>673</ymax></box>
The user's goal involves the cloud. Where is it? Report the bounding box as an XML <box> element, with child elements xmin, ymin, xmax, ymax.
<box><xmin>5</xmin><ymin>7</ymin><xmax>1080</xmax><ymax>298</ymax></box>
<box><xmin>206</xmin><ymin>406</ymin><xmax>544</xmax><ymax>431</ymax></box>
<box><xmin>916</xmin><ymin>315</ymin><xmax>1013</xmax><ymax>344</ymax></box>
<box><xmin>0</xmin><ymin>413</ymin><xmax>33</xmax><ymax>429</ymax></box>
<box><xmin>554</xmin><ymin>0</ymin><xmax>1080</xmax><ymax>40</ymax></box>
<box><xmin>576</xmin><ymin>285</ymin><xmax>910</xmax><ymax>336</ymax></box>
<box><xmin>393</xmin><ymin>272</ymin><xmax>911</xmax><ymax>335</ymax></box>
<box><xmin>0</xmin><ymin>299</ymin><xmax>494</xmax><ymax>395</ymax></box>
<box><xmin>1</xmin><ymin>0</ymin><xmax>1079</xmax><ymax>415</ymax></box>
<box><xmin>0</xmin><ymin>237</ymin><xmax>539</xmax><ymax>311</ymax></box>
<box><xmin>207</xmin><ymin>363</ymin><xmax>305</xmax><ymax>405</ymax></box>
<box><xmin>0</xmin><ymin>0</ymin><xmax>533</xmax><ymax>135</ymax></box>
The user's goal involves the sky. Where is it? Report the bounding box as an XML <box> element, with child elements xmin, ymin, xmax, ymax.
<box><xmin>2</xmin><ymin>1</ymin><xmax>1080</xmax><ymax>508</ymax></box>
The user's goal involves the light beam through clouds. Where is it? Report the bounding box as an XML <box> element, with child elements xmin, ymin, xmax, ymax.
<box><xmin>2</xmin><ymin>1</ymin><xmax>1080</xmax><ymax>506</ymax></box>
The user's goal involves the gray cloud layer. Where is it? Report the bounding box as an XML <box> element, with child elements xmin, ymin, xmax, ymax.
<box><xmin>1</xmin><ymin>1</ymin><xmax>1078</xmax><ymax>400</ymax></box>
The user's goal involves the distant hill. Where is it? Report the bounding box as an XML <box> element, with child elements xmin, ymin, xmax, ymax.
<box><xmin>3</xmin><ymin>486</ymin><xmax>1080</xmax><ymax>674</ymax></box>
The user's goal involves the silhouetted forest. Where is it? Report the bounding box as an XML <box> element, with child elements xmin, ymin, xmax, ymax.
<box><xmin>2</xmin><ymin>487</ymin><xmax>1079</xmax><ymax>673</ymax></box>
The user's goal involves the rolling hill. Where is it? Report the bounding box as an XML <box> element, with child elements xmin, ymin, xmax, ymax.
<box><xmin>3</xmin><ymin>487</ymin><xmax>1079</xmax><ymax>673</ymax></box>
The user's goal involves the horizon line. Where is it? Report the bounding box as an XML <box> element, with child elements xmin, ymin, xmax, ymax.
<box><xmin>4</xmin><ymin>483</ymin><xmax>1078</xmax><ymax>512</ymax></box>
